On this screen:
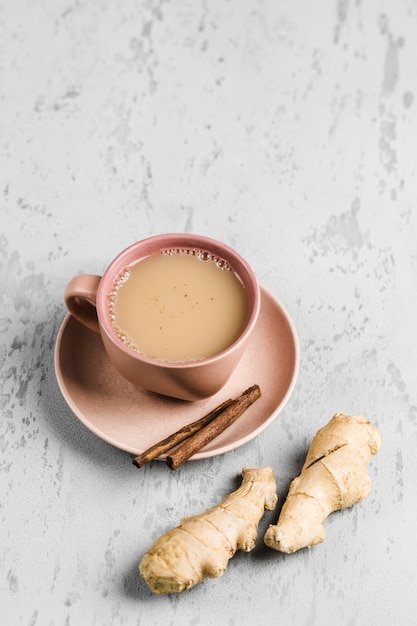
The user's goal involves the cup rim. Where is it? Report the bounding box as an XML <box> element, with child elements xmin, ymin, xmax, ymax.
<box><xmin>96</xmin><ymin>233</ymin><xmax>260</xmax><ymax>369</ymax></box>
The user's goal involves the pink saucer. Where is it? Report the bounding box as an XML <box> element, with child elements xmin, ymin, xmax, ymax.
<box><xmin>54</xmin><ymin>285</ymin><xmax>299</xmax><ymax>460</ymax></box>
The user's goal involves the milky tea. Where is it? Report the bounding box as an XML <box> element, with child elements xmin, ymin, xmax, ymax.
<box><xmin>108</xmin><ymin>248</ymin><xmax>249</xmax><ymax>362</ymax></box>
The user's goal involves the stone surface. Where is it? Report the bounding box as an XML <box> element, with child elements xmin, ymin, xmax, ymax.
<box><xmin>1</xmin><ymin>1</ymin><xmax>416</xmax><ymax>624</ymax></box>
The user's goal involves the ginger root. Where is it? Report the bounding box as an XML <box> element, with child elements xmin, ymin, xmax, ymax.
<box><xmin>264</xmin><ymin>413</ymin><xmax>382</xmax><ymax>554</ymax></box>
<box><xmin>139</xmin><ymin>467</ymin><xmax>277</xmax><ymax>594</ymax></box>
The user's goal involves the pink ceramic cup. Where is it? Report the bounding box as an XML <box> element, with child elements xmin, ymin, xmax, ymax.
<box><xmin>64</xmin><ymin>233</ymin><xmax>260</xmax><ymax>401</ymax></box>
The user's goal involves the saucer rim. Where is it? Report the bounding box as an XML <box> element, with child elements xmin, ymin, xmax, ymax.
<box><xmin>54</xmin><ymin>283</ymin><xmax>300</xmax><ymax>460</ymax></box>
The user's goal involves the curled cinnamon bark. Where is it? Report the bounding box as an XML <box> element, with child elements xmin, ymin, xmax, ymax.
<box><xmin>166</xmin><ymin>384</ymin><xmax>261</xmax><ymax>470</ymax></box>
<box><xmin>132</xmin><ymin>399</ymin><xmax>234</xmax><ymax>467</ymax></box>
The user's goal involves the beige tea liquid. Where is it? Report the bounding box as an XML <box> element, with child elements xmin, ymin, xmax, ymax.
<box><xmin>108</xmin><ymin>249</ymin><xmax>248</xmax><ymax>362</ymax></box>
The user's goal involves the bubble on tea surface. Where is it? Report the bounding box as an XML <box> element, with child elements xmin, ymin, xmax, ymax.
<box><xmin>108</xmin><ymin>268</ymin><xmax>133</xmax><ymax>341</ymax></box>
<box><xmin>216</xmin><ymin>257</ymin><xmax>230</xmax><ymax>270</ymax></box>
<box><xmin>198</xmin><ymin>250</ymin><xmax>211</xmax><ymax>261</ymax></box>
<box><xmin>159</xmin><ymin>247</ymin><xmax>232</xmax><ymax>271</ymax></box>
<box><xmin>117</xmin><ymin>269</ymin><xmax>130</xmax><ymax>285</ymax></box>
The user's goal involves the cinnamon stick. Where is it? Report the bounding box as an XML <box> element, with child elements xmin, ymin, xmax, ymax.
<box><xmin>132</xmin><ymin>398</ymin><xmax>234</xmax><ymax>467</ymax></box>
<box><xmin>166</xmin><ymin>384</ymin><xmax>261</xmax><ymax>470</ymax></box>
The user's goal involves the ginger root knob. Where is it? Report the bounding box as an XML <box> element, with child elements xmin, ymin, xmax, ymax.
<box><xmin>140</xmin><ymin>467</ymin><xmax>277</xmax><ymax>594</ymax></box>
<box><xmin>264</xmin><ymin>413</ymin><xmax>382</xmax><ymax>554</ymax></box>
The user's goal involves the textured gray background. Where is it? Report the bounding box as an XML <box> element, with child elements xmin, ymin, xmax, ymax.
<box><xmin>1</xmin><ymin>1</ymin><xmax>416</xmax><ymax>624</ymax></box>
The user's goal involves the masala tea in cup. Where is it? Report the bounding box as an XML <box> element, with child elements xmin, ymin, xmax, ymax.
<box><xmin>109</xmin><ymin>248</ymin><xmax>248</xmax><ymax>362</ymax></box>
<box><xmin>64</xmin><ymin>234</ymin><xmax>260</xmax><ymax>401</ymax></box>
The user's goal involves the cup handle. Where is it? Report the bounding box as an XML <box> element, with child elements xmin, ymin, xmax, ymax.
<box><xmin>64</xmin><ymin>275</ymin><xmax>102</xmax><ymax>334</ymax></box>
